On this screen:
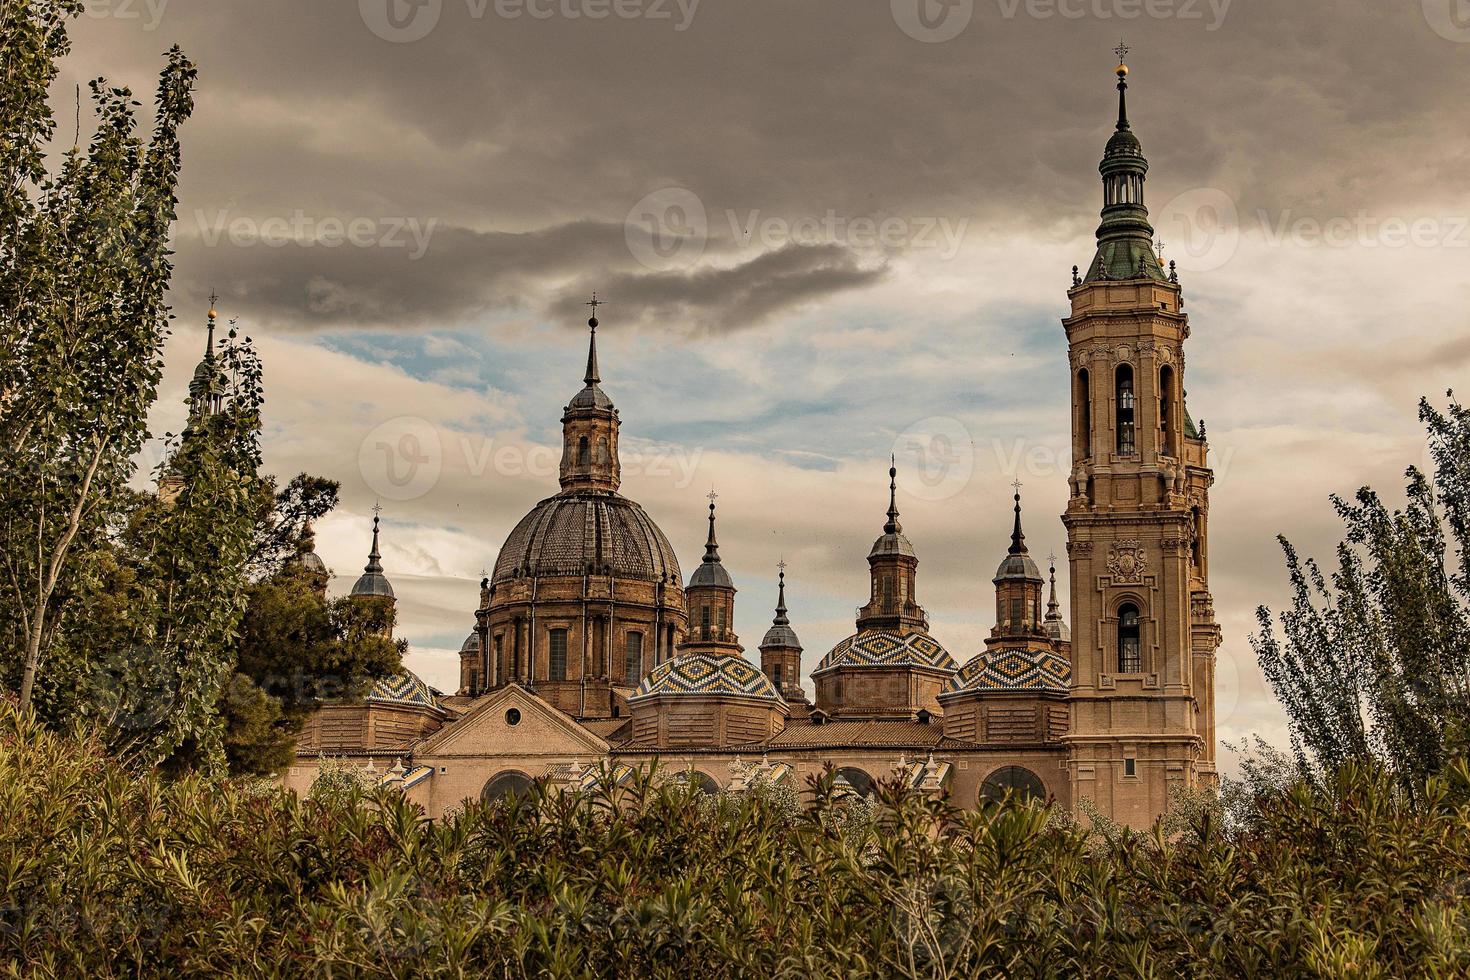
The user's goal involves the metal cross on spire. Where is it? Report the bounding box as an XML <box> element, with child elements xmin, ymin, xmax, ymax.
<box><xmin>1155</xmin><ymin>241</ymin><xmax>1166</xmax><ymax>261</ymax></box>
<box><xmin>372</xmin><ymin>500</ymin><xmax>383</xmax><ymax>519</ymax></box>
<box><xmin>707</xmin><ymin>488</ymin><xmax>719</xmax><ymax>506</ymax></box>
<box><xmin>777</xmin><ymin>558</ymin><xmax>787</xmax><ymax>575</ymax></box>
<box><xmin>1114</xmin><ymin>40</ymin><xmax>1130</xmax><ymax>63</ymax></box>
<box><xmin>1011</xmin><ymin>478</ymin><xmax>1024</xmax><ymax>495</ymax></box>
<box><xmin>584</xmin><ymin>292</ymin><xmax>603</xmax><ymax>316</ymax></box>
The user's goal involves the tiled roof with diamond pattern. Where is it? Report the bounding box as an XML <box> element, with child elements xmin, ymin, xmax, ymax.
<box><xmin>940</xmin><ymin>648</ymin><xmax>1071</xmax><ymax>698</ymax></box>
<box><xmin>812</xmin><ymin>629</ymin><xmax>957</xmax><ymax>676</ymax></box>
<box><xmin>630</xmin><ymin>652</ymin><xmax>782</xmax><ymax>703</ymax></box>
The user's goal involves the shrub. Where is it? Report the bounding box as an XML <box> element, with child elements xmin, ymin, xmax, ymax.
<box><xmin>2</xmin><ymin>705</ymin><xmax>1468</xmax><ymax>977</ymax></box>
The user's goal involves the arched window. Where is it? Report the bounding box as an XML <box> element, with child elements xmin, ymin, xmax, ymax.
<box><xmin>1118</xmin><ymin>604</ymin><xmax>1142</xmax><ymax>673</ymax></box>
<box><xmin>624</xmin><ymin>632</ymin><xmax>643</xmax><ymax>683</ymax></box>
<box><xmin>1159</xmin><ymin>365</ymin><xmax>1175</xmax><ymax>456</ymax></box>
<box><xmin>482</xmin><ymin>770</ymin><xmax>535</xmax><ymax>804</ymax></box>
<box><xmin>835</xmin><ymin>767</ymin><xmax>874</xmax><ymax>798</ymax></box>
<box><xmin>980</xmin><ymin>766</ymin><xmax>1046</xmax><ymax>805</ymax></box>
<box><xmin>700</xmin><ymin>605</ymin><xmax>712</xmax><ymax>641</ymax></box>
<box><xmin>1078</xmin><ymin>369</ymin><xmax>1092</xmax><ymax>459</ymax></box>
<box><xmin>1115</xmin><ymin>364</ymin><xmax>1136</xmax><ymax>456</ymax></box>
<box><xmin>771</xmin><ymin>664</ymin><xmax>783</xmax><ymax>689</ymax></box>
<box><xmin>1191</xmin><ymin>507</ymin><xmax>1204</xmax><ymax>570</ymax></box>
<box><xmin>577</xmin><ymin>435</ymin><xmax>589</xmax><ymax>465</ymax></box>
<box><xmin>882</xmin><ymin>576</ymin><xmax>895</xmax><ymax>614</ymax></box>
<box><xmin>548</xmin><ymin>628</ymin><xmax>568</xmax><ymax>681</ymax></box>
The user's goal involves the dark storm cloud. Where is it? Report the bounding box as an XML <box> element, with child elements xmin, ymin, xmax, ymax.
<box><xmin>63</xmin><ymin>0</ymin><xmax>1470</xmax><ymax>337</ymax></box>
<box><xmin>176</xmin><ymin>216</ymin><xmax>880</xmax><ymax>331</ymax></box>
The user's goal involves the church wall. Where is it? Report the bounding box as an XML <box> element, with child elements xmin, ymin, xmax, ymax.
<box><xmin>814</xmin><ymin>668</ymin><xmax>948</xmax><ymax>720</ymax></box>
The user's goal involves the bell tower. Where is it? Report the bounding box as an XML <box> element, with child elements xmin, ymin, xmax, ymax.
<box><xmin>1063</xmin><ymin>50</ymin><xmax>1220</xmax><ymax>828</ymax></box>
<box><xmin>559</xmin><ymin>296</ymin><xmax>621</xmax><ymax>494</ymax></box>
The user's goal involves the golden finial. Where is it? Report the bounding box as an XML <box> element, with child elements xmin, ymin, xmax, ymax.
<box><xmin>1114</xmin><ymin>41</ymin><xmax>1130</xmax><ymax>76</ymax></box>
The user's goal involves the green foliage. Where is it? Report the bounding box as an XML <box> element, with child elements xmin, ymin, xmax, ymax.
<box><xmin>225</xmin><ymin>566</ymin><xmax>403</xmax><ymax>776</ymax></box>
<box><xmin>3</xmin><ymin>706</ymin><xmax>1468</xmax><ymax>977</ymax></box>
<box><xmin>0</xmin><ymin>1</ymin><xmax>197</xmax><ymax>709</ymax></box>
<box><xmin>1253</xmin><ymin>393</ymin><xmax>1470</xmax><ymax>790</ymax></box>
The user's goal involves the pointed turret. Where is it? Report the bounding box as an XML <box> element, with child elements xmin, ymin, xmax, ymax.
<box><xmin>350</xmin><ymin>509</ymin><xmax>395</xmax><ymax>600</ymax></box>
<box><xmin>856</xmin><ymin>460</ymin><xmax>926</xmax><ymax>632</ymax></box>
<box><xmin>689</xmin><ymin>494</ymin><xmax>735</xmax><ymax>589</ymax></box>
<box><xmin>559</xmin><ymin>298</ymin><xmax>622</xmax><ymax>493</ymax></box>
<box><xmin>760</xmin><ymin>563</ymin><xmax>805</xmax><ymax>704</ymax></box>
<box><xmin>681</xmin><ymin>491</ymin><xmax>740</xmax><ymax>653</ymax></box>
<box><xmin>1084</xmin><ymin>46</ymin><xmax>1165</xmax><ymax>284</ymax></box>
<box><xmin>1044</xmin><ymin>556</ymin><xmax>1071</xmax><ymax>643</ymax></box>
<box><xmin>187</xmin><ymin>296</ymin><xmax>225</xmax><ymax>420</ymax></box>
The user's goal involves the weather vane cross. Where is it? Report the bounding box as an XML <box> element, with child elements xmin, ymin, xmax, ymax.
<box><xmin>707</xmin><ymin>488</ymin><xmax>719</xmax><ymax>506</ymax></box>
<box><xmin>1155</xmin><ymin>241</ymin><xmax>1166</xmax><ymax>260</ymax></box>
<box><xmin>1011</xmin><ymin>478</ymin><xmax>1024</xmax><ymax>495</ymax></box>
<box><xmin>372</xmin><ymin>501</ymin><xmax>383</xmax><ymax>519</ymax></box>
<box><xmin>584</xmin><ymin>292</ymin><xmax>603</xmax><ymax>316</ymax></box>
<box><xmin>1115</xmin><ymin>40</ymin><xmax>1130</xmax><ymax>63</ymax></box>
<box><xmin>777</xmin><ymin>558</ymin><xmax>787</xmax><ymax>575</ymax></box>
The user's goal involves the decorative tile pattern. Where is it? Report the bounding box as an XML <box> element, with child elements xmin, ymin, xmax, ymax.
<box><xmin>631</xmin><ymin>652</ymin><xmax>782</xmax><ymax>703</ymax></box>
<box><xmin>368</xmin><ymin>670</ymin><xmax>439</xmax><ymax>708</ymax></box>
<box><xmin>942</xmin><ymin>648</ymin><xmax>1071</xmax><ymax>696</ymax></box>
<box><xmin>813</xmin><ymin>630</ymin><xmax>958</xmax><ymax>675</ymax></box>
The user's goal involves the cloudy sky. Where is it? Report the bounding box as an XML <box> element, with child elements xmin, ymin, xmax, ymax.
<box><xmin>64</xmin><ymin>0</ymin><xmax>1470</xmax><ymax>770</ymax></box>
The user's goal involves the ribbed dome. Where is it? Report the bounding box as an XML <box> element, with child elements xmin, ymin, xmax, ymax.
<box><xmin>690</xmin><ymin>561</ymin><xmax>734</xmax><ymax>588</ymax></box>
<box><xmin>994</xmin><ymin>552</ymin><xmax>1042</xmax><ymax>582</ymax></box>
<box><xmin>1105</xmin><ymin>127</ymin><xmax>1142</xmax><ymax>158</ymax></box>
<box><xmin>631</xmin><ymin>652</ymin><xmax>782</xmax><ymax>703</ymax></box>
<box><xmin>567</xmin><ymin>383</ymin><xmax>614</xmax><ymax>411</ymax></box>
<box><xmin>492</xmin><ymin>491</ymin><xmax>682</xmax><ymax>585</ymax></box>
<box><xmin>459</xmin><ymin>632</ymin><xmax>480</xmax><ymax>653</ymax></box>
<box><xmin>761</xmin><ymin>622</ymin><xmax>801</xmax><ymax>650</ymax></box>
<box><xmin>869</xmin><ymin>530</ymin><xmax>916</xmax><ymax>559</ymax></box>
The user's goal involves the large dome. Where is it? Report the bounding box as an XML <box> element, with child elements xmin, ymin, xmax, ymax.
<box><xmin>492</xmin><ymin>491</ymin><xmax>682</xmax><ymax>585</ymax></box>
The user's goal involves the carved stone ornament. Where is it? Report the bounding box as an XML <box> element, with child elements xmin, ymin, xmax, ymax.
<box><xmin>1107</xmin><ymin>540</ymin><xmax>1149</xmax><ymax>583</ymax></box>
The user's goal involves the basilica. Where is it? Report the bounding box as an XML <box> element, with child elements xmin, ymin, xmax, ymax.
<box><xmin>281</xmin><ymin>59</ymin><xmax>1221</xmax><ymax>829</ymax></box>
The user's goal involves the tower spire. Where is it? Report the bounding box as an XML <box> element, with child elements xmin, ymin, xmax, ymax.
<box><xmin>703</xmin><ymin>489</ymin><xmax>721</xmax><ymax>564</ymax></box>
<box><xmin>1046</xmin><ymin>553</ymin><xmax>1062</xmax><ymax>620</ymax></box>
<box><xmin>366</xmin><ymin>502</ymin><xmax>384</xmax><ymax>572</ymax></box>
<box><xmin>1009</xmin><ymin>480</ymin><xmax>1028</xmax><ymax>555</ymax></box>
<box><xmin>583</xmin><ymin>293</ymin><xmax>602</xmax><ymax>387</ymax></box>
<box><xmin>884</xmin><ymin>456</ymin><xmax>902</xmax><ymax>534</ymax></box>
<box><xmin>772</xmin><ymin>560</ymin><xmax>789</xmax><ymax>626</ymax></box>
<box><xmin>1114</xmin><ymin>40</ymin><xmax>1130</xmax><ymax>131</ymax></box>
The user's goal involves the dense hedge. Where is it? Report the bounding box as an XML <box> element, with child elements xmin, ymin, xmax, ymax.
<box><xmin>3</xmin><ymin>708</ymin><xmax>1468</xmax><ymax>978</ymax></box>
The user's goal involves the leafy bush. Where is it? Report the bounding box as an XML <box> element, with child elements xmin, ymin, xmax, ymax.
<box><xmin>2</xmin><ymin>705</ymin><xmax>1468</xmax><ymax>978</ymax></box>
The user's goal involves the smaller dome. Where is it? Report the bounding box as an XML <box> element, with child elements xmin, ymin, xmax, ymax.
<box><xmin>1044</xmin><ymin>618</ymin><xmax>1071</xmax><ymax>643</ymax></box>
<box><xmin>689</xmin><ymin>561</ymin><xmax>734</xmax><ymax>589</ymax></box>
<box><xmin>368</xmin><ymin>670</ymin><xmax>439</xmax><ymax>709</ymax></box>
<box><xmin>761</xmin><ymin>622</ymin><xmax>801</xmax><ymax>651</ymax></box>
<box><xmin>567</xmin><ymin>383</ymin><xmax>614</xmax><ymax>411</ymax></box>
<box><xmin>941</xmin><ymin>648</ymin><xmax>1070</xmax><ymax>697</ymax></box>
<box><xmin>297</xmin><ymin>550</ymin><xmax>327</xmax><ymax>575</ymax></box>
<box><xmin>351</xmin><ymin>568</ymin><xmax>395</xmax><ymax>599</ymax></box>
<box><xmin>813</xmin><ymin>630</ymin><xmax>957</xmax><ymax>676</ymax></box>
<box><xmin>631</xmin><ymin>652</ymin><xmax>782</xmax><ymax>703</ymax></box>
<box><xmin>460</xmin><ymin>632</ymin><xmax>480</xmax><ymax>654</ymax></box>
<box><xmin>869</xmin><ymin>531</ymin><xmax>916</xmax><ymax>559</ymax></box>
<box><xmin>1105</xmin><ymin>127</ymin><xmax>1143</xmax><ymax>159</ymax></box>
<box><xmin>994</xmin><ymin>552</ymin><xmax>1042</xmax><ymax>582</ymax></box>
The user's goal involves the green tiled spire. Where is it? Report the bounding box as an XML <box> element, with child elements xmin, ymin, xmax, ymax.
<box><xmin>1085</xmin><ymin>50</ymin><xmax>1166</xmax><ymax>284</ymax></box>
